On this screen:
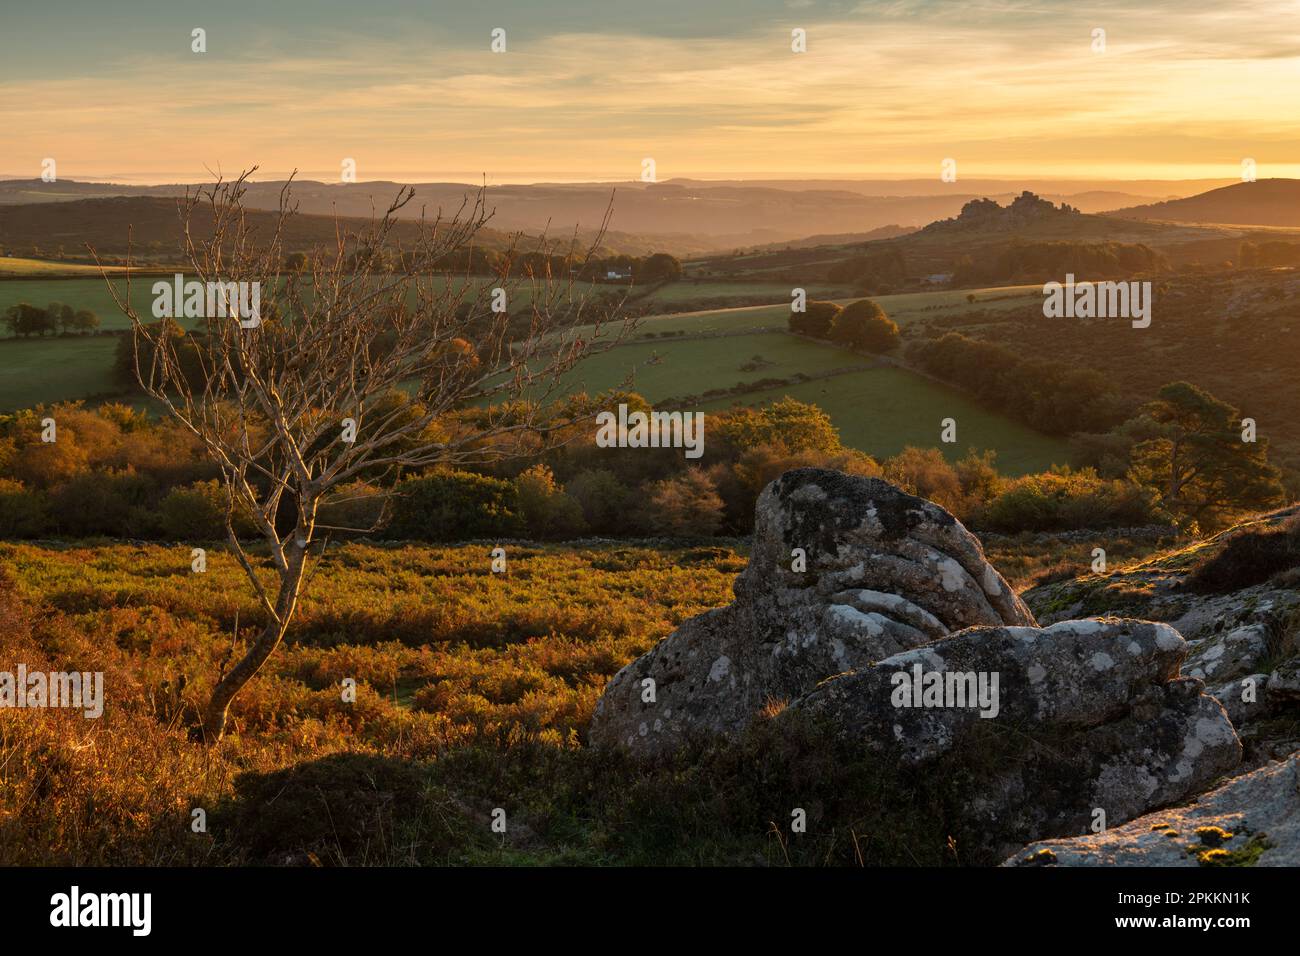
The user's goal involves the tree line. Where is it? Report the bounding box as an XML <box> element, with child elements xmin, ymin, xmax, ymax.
<box><xmin>3</xmin><ymin>301</ymin><xmax>101</xmax><ymax>337</ymax></box>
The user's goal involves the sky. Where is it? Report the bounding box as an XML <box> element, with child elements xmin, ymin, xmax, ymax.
<box><xmin>1</xmin><ymin>0</ymin><xmax>1298</xmax><ymax>184</ymax></box>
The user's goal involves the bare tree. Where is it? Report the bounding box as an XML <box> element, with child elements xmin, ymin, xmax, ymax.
<box><xmin>94</xmin><ymin>169</ymin><xmax>630</xmax><ymax>741</ymax></box>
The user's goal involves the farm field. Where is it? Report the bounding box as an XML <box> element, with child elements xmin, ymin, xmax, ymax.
<box><xmin>631</xmin><ymin>278</ymin><xmax>853</xmax><ymax>305</ymax></box>
<box><xmin>620</xmin><ymin>283</ymin><xmax>1042</xmax><ymax>338</ymax></box>
<box><xmin>0</xmin><ymin>256</ymin><xmax>145</xmax><ymax>277</ymax></box>
<box><xmin>0</xmin><ymin>277</ymin><xmax>1070</xmax><ymax>473</ymax></box>
<box><xmin>558</xmin><ymin>331</ymin><xmax>872</xmax><ymax>401</ymax></box>
<box><xmin>697</xmin><ymin>366</ymin><xmax>1070</xmax><ymax>474</ymax></box>
<box><xmin>0</xmin><ymin>274</ymin><xmax>513</xmax><ymax>333</ymax></box>
<box><xmin>0</xmin><ymin>335</ymin><xmax>125</xmax><ymax>410</ymax></box>
<box><xmin>871</xmin><ymin>284</ymin><xmax>1041</xmax><ymax>322</ymax></box>
<box><xmin>0</xmin><ymin>275</ymin><xmax>152</xmax><ymax>330</ymax></box>
<box><xmin>621</xmin><ymin>301</ymin><xmax>792</xmax><ymax>336</ymax></box>
<box><xmin>0</xmin><ymin>275</ymin><xmax>1040</xmax><ymax>337</ymax></box>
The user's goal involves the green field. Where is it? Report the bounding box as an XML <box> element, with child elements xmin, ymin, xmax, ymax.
<box><xmin>616</xmin><ymin>283</ymin><xmax>1041</xmax><ymax>338</ymax></box>
<box><xmin>631</xmin><ymin>278</ymin><xmax>853</xmax><ymax>305</ymax></box>
<box><xmin>0</xmin><ymin>335</ymin><xmax>126</xmax><ymax>410</ymax></box>
<box><xmin>0</xmin><ymin>275</ymin><xmax>503</xmax><ymax>333</ymax></box>
<box><xmin>871</xmin><ymin>284</ymin><xmax>1041</xmax><ymax>322</ymax></box>
<box><xmin>0</xmin><ymin>277</ymin><xmax>1067</xmax><ymax>475</ymax></box>
<box><xmin>0</xmin><ymin>276</ymin><xmax>150</xmax><ymax>330</ymax></box>
<box><xmin>0</xmin><ymin>274</ymin><xmax>747</xmax><ymax>335</ymax></box>
<box><xmin>0</xmin><ymin>275</ymin><xmax>1040</xmax><ymax>338</ymax></box>
<box><xmin>0</xmin><ymin>256</ymin><xmax>144</xmax><ymax>277</ymax></box>
<box><xmin>564</xmin><ymin>292</ymin><xmax>1069</xmax><ymax>473</ymax></box>
<box><xmin>622</xmin><ymin>302</ymin><xmax>792</xmax><ymax>336</ymax></box>
<box><xmin>559</xmin><ymin>332</ymin><xmax>872</xmax><ymax>400</ymax></box>
<box><xmin>697</xmin><ymin>366</ymin><xmax>1069</xmax><ymax>475</ymax></box>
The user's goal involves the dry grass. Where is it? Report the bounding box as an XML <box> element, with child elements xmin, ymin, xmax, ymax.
<box><xmin>0</xmin><ymin>540</ymin><xmax>743</xmax><ymax>864</ymax></box>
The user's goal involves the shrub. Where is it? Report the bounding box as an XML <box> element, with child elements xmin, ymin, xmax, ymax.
<box><xmin>713</xmin><ymin>398</ymin><xmax>841</xmax><ymax>456</ymax></box>
<box><xmin>0</xmin><ymin>479</ymin><xmax>47</xmax><ymax>537</ymax></box>
<box><xmin>636</xmin><ymin>469</ymin><xmax>724</xmax><ymax>537</ymax></box>
<box><xmin>976</xmin><ymin>468</ymin><xmax>1165</xmax><ymax>533</ymax></box>
<box><xmin>387</xmin><ymin>471</ymin><xmax>523</xmax><ymax>541</ymax></box>
<box><xmin>1184</xmin><ymin>515</ymin><xmax>1300</xmax><ymax>593</ymax></box>
<box><xmin>47</xmin><ymin>470</ymin><xmax>162</xmax><ymax>537</ymax></box>
<box><xmin>882</xmin><ymin>447</ymin><xmax>965</xmax><ymax>516</ymax></box>
<box><xmin>954</xmin><ymin>449</ymin><xmax>1003</xmax><ymax>510</ymax></box>
<box><xmin>317</xmin><ymin>480</ymin><xmax>388</xmax><ymax>538</ymax></box>
<box><xmin>158</xmin><ymin>479</ymin><xmax>257</xmax><ymax>540</ymax></box>
<box><xmin>565</xmin><ymin>468</ymin><xmax>631</xmax><ymax>534</ymax></box>
<box><xmin>513</xmin><ymin>464</ymin><xmax>587</xmax><ymax>539</ymax></box>
<box><xmin>3</xmin><ymin>404</ymin><xmax>109</xmax><ymax>487</ymax></box>
<box><xmin>788</xmin><ymin>300</ymin><xmax>842</xmax><ymax>338</ymax></box>
<box><xmin>829</xmin><ymin>299</ymin><xmax>898</xmax><ymax>352</ymax></box>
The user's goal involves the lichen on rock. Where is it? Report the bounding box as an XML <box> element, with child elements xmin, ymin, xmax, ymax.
<box><xmin>589</xmin><ymin>469</ymin><xmax>1250</xmax><ymax>854</ymax></box>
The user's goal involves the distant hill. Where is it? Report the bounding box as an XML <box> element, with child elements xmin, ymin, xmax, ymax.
<box><xmin>0</xmin><ymin>195</ymin><xmax>713</xmax><ymax>259</ymax></box>
<box><xmin>733</xmin><ymin>224</ymin><xmax>919</xmax><ymax>255</ymax></box>
<box><xmin>839</xmin><ymin>192</ymin><xmax>1231</xmax><ymax>276</ymax></box>
<box><xmin>0</xmin><ymin>196</ymin><xmax>526</xmax><ymax>259</ymax></box>
<box><xmin>0</xmin><ymin>177</ymin><xmax>1205</xmax><ymax>247</ymax></box>
<box><xmin>684</xmin><ymin>191</ymin><xmax>1238</xmax><ymax>287</ymax></box>
<box><xmin>1108</xmin><ymin>179</ymin><xmax>1300</xmax><ymax>227</ymax></box>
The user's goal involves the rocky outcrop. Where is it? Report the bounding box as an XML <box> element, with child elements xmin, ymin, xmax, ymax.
<box><xmin>791</xmin><ymin>619</ymin><xmax>1241</xmax><ymax>854</ymax></box>
<box><xmin>923</xmin><ymin>191</ymin><xmax>1081</xmax><ymax>236</ymax></box>
<box><xmin>588</xmin><ymin>469</ymin><xmax>1032</xmax><ymax>754</ymax></box>
<box><xmin>1005</xmin><ymin>754</ymin><xmax>1300</xmax><ymax>867</ymax></box>
<box><xmin>589</xmin><ymin>468</ymin><xmax>1250</xmax><ymax>856</ymax></box>
<box><xmin>1025</xmin><ymin>508</ymin><xmax>1300</xmax><ymax>769</ymax></box>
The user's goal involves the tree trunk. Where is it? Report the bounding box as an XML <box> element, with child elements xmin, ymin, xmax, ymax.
<box><xmin>200</xmin><ymin>543</ymin><xmax>308</xmax><ymax>742</ymax></box>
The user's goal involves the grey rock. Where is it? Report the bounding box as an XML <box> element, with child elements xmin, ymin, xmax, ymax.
<box><xmin>793</xmin><ymin>619</ymin><xmax>1193</xmax><ymax>761</ymax></box>
<box><xmin>589</xmin><ymin>468</ymin><xmax>1246</xmax><ymax>855</ymax></box>
<box><xmin>786</xmin><ymin>618</ymin><xmax>1241</xmax><ymax>853</ymax></box>
<box><xmin>1268</xmin><ymin>658</ymin><xmax>1300</xmax><ymax>701</ymax></box>
<box><xmin>1024</xmin><ymin>509</ymin><xmax>1300</xmax><ymax>767</ymax></box>
<box><xmin>1004</xmin><ymin>753</ymin><xmax>1300</xmax><ymax>867</ymax></box>
<box><xmin>588</xmin><ymin>469</ymin><xmax>1031</xmax><ymax>754</ymax></box>
<box><xmin>1184</xmin><ymin>624</ymin><xmax>1270</xmax><ymax>683</ymax></box>
<box><xmin>1207</xmin><ymin>673</ymin><xmax>1273</xmax><ymax>727</ymax></box>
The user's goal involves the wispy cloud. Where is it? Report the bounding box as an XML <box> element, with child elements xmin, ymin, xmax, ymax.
<box><xmin>2</xmin><ymin>0</ymin><xmax>1298</xmax><ymax>182</ymax></box>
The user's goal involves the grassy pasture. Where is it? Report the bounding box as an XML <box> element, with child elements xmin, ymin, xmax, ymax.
<box><xmin>558</xmin><ymin>331</ymin><xmax>871</xmax><ymax>401</ymax></box>
<box><xmin>0</xmin><ymin>274</ymin><xmax>1031</xmax><ymax>337</ymax></box>
<box><xmin>872</xmin><ymin>284</ymin><xmax>1041</xmax><ymax>322</ymax></box>
<box><xmin>0</xmin><ymin>276</ymin><xmax>148</xmax><ymax>330</ymax></box>
<box><xmin>696</xmin><ymin>365</ymin><xmax>1070</xmax><ymax>475</ymax></box>
<box><xmin>0</xmin><ymin>278</ymin><xmax>1065</xmax><ymax>476</ymax></box>
<box><xmin>615</xmin><ymin>283</ymin><xmax>1042</xmax><ymax>338</ymax></box>
<box><xmin>0</xmin><ymin>256</ymin><xmax>145</xmax><ymax>277</ymax></box>
<box><xmin>632</xmin><ymin>278</ymin><xmax>853</xmax><ymax>305</ymax></box>
<box><xmin>0</xmin><ymin>274</ymin><xmax>517</xmax><ymax>333</ymax></box>
<box><xmin>0</xmin><ymin>335</ymin><xmax>126</xmax><ymax>410</ymax></box>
